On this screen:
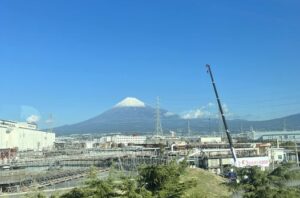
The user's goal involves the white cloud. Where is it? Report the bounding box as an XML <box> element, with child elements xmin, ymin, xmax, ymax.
<box><xmin>45</xmin><ymin>118</ymin><xmax>54</xmax><ymax>124</ymax></box>
<box><xmin>181</xmin><ymin>102</ymin><xmax>215</xmax><ymax>119</ymax></box>
<box><xmin>21</xmin><ymin>105</ymin><xmax>40</xmax><ymax>122</ymax></box>
<box><xmin>164</xmin><ymin>112</ymin><xmax>175</xmax><ymax>117</ymax></box>
<box><xmin>181</xmin><ymin>108</ymin><xmax>211</xmax><ymax>119</ymax></box>
<box><xmin>222</xmin><ymin>104</ymin><xmax>228</xmax><ymax>113</ymax></box>
<box><xmin>181</xmin><ymin>102</ymin><xmax>233</xmax><ymax>119</ymax></box>
<box><xmin>221</xmin><ymin>104</ymin><xmax>233</xmax><ymax>117</ymax></box>
<box><xmin>26</xmin><ymin>115</ymin><xmax>40</xmax><ymax>123</ymax></box>
<box><xmin>207</xmin><ymin>102</ymin><xmax>215</xmax><ymax>107</ymax></box>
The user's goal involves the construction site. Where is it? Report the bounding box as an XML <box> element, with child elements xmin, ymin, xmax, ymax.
<box><xmin>0</xmin><ymin>143</ymin><xmax>164</xmax><ymax>194</ymax></box>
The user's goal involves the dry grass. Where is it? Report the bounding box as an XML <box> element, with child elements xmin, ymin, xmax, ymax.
<box><xmin>180</xmin><ymin>168</ymin><xmax>231</xmax><ymax>198</ymax></box>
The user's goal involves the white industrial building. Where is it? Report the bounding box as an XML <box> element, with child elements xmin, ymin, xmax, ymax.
<box><xmin>100</xmin><ymin>135</ymin><xmax>147</xmax><ymax>146</ymax></box>
<box><xmin>199</xmin><ymin>137</ymin><xmax>222</xmax><ymax>144</ymax></box>
<box><xmin>248</xmin><ymin>130</ymin><xmax>300</xmax><ymax>142</ymax></box>
<box><xmin>0</xmin><ymin>120</ymin><xmax>55</xmax><ymax>151</ymax></box>
<box><xmin>111</xmin><ymin>135</ymin><xmax>147</xmax><ymax>145</ymax></box>
<box><xmin>269</xmin><ymin>148</ymin><xmax>286</xmax><ymax>163</ymax></box>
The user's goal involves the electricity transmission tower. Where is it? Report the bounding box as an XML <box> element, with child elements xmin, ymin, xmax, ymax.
<box><xmin>46</xmin><ymin>114</ymin><xmax>54</xmax><ymax>133</ymax></box>
<box><xmin>187</xmin><ymin>120</ymin><xmax>191</xmax><ymax>137</ymax></box>
<box><xmin>155</xmin><ymin>96</ymin><xmax>163</xmax><ymax>136</ymax></box>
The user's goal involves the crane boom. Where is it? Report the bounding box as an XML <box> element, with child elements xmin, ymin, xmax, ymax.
<box><xmin>206</xmin><ymin>64</ymin><xmax>237</xmax><ymax>163</ymax></box>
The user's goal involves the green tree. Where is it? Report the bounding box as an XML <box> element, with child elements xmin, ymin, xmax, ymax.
<box><xmin>60</xmin><ymin>162</ymin><xmax>196</xmax><ymax>198</ymax></box>
<box><xmin>138</xmin><ymin>161</ymin><xmax>192</xmax><ymax>197</ymax></box>
<box><xmin>60</xmin><ymin>188</ymin><xmax>86</xmax><ymax>198</ymax></box>
<box><xmin>116</xmin><ymin>177</ymin><xmax>143</xmax><ymax>198</ymax></box>
<box><xmin>91</xmin><ymin>179</ymin><xmax>115</xmax><ymax>198</ymax></box>
<box><xmin>231</xmin><ymin>166</ymin><xmax>300</xmax><ymax>198</ymax></box>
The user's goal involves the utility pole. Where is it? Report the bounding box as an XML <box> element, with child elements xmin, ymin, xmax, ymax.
<box><xmin>271</xmin><ymin>149</ymin><xmax>275</xmax><ymax>170</ymax></box>
<box><xmin>295</xmin><ymin>137</ymin><xmax>299</xmax><ymax>167</ymax></box>
<box><xmin>206</xmin><ymin>64</ymin><xmax>237</xmax><ymax>163</ymax></box>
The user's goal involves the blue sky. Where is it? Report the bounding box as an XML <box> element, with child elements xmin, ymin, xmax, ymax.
<box><xmin>0</xmin><ymin>0</ymin><xmax>300</xmax><ymax>127</ymax></box>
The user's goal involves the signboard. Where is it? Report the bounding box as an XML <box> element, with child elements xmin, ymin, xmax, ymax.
<box><xmin>235</xmin><ymin>156</ymin><xmax>270</xmax><ymax>168</ymax></box>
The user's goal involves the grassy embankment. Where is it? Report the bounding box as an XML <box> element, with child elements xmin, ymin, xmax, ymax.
<box><xmin>181</xmin><ymin>168</ymin><xmax>230</xmax><ymax>198</ymax></box>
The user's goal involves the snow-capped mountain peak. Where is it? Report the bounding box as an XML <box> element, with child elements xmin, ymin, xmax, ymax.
<box><xmin>115</xmin><ymin>97</ymin><xmax>146</xmax><ymax>108</ymax></box>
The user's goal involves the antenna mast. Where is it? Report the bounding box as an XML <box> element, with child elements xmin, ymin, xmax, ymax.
<box><xmin>206</xmin><ymin>64</ymin><xmax>237</xmax><ymax>163</ymax></box>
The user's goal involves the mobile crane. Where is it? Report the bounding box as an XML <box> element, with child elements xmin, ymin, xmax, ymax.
<box><xmin>206</xmin><ymin>64</ymin><xmax>237</xmax><ymax>164</ymax></box>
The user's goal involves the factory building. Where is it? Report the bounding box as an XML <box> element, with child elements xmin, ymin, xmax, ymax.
<box><xmin>199</xmin><ymin>137</ymin><xmax>222</xmax><ymax>144</ymax></box>
<box><xmin>99</xmin><ymin>135</ymin><xmax>147</xmax><ymax>146</ymax></box>
<box><xmin>249</xmin><ymin>130</ymin><xmax>300</xmax><ymax>142</ymax></box>
<box><xmin>111</xmin><ymin>135</ymin><xmax>147</xmax><ymax>145</ymax></box>
<box><xmin>0</xmin><ymin>120</ymin><xmax>55</xmax><ymax>151</ymax></box>
<box><xmin>189</xmin><ymin>143</ymin><xmax>272</xmax><ymax>173</ymax></box>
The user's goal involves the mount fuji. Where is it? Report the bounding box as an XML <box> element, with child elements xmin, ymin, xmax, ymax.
<box><xmin>53</xmin><ymin>97</ymin><xmax>300</xmax><ymax>135</ymax></box>
<box><xmin>54</xmin><ymin>97</ymin><xmax>182</xmax><ymax>134</ymax></box>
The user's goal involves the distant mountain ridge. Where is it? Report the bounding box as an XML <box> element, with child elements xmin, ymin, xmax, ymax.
<box><xmin>53</xmin><ymin>97</ymin><xmax>300</xmax><ymax>135</ymax></box>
